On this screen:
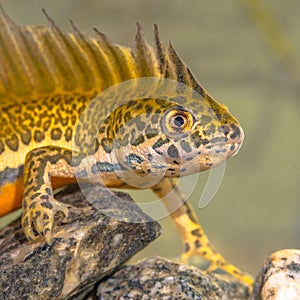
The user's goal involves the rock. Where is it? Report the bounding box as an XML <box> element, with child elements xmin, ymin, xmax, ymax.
<box><xmin>87</xmin><ymin>257</ymin><xmax>251</xmax><ymax>300</ymax></box>
<box><xmin>5</xmin><ymin>183</ymin><xmax>289</xmax><ymax>300</ymax></box>
<box><xmin>250</xmin><ymin>249</ymin><xmax>300</xmax><ymax>300</ymax></box>
<box><xmin>0</xmin><ymin>184</ymin><xmax>161</xmax><ymax>300</ymax></box>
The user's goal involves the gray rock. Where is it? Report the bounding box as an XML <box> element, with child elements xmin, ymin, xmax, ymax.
<box><xmin>0</xmin><ymin>183</ymin><xmax>267</xmax><ymax>300</ymax></box>
<box><xmin>0</xmin><ymin>184</ymin><xmax>161</xmax><ymax>300</ymax></box>
<box><xmin>90</xmin><ymin>257</ymin><xmax>251</xmax><ymax>300</ymax></box>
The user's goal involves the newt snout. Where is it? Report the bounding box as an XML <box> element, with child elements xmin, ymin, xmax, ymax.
<box><xmin>223</xmin><ymin>123</ymin><xmax>244</xmax><ymax>158</ymax></box>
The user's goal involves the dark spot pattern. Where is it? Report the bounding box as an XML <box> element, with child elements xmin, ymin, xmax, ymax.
<box><xmin>191</xmin><ymin>131</ymin><xmax>209</xmax><ymax>148</ymax></box>
<box><xmin>145</xmin><ymin>105</ymin><xmax>152</xmax><ymax>115</ymax></box>
<box><xmin>152</xmin><ymin>137</ymin><xmax>170</xmax><ymax>150</ymax></box>
<box><xmin>191</xmin><ymin>229</ymin><xmax>202</xmax><ymax>237</ymax></box>
<box><xmin>5</xmin><ymin>134</ymin><xmax>19</xmax><ymax>151</ymax></box>
<box><xmin>91</xmin><ymin>162</ymin><xmax>125</xmax><ymax>174</ymax></box>
<box><xmin>123</xmin><ymin>111</ymin><xmax>131</xmax><ymax>123</ymax></box>
<box><xmin>150</xmin><ymin>113</ymin><xmax>160</xmax><ymax>124</ymax></box>
<box><xmin>180</xmin><ymin>140</ymin><xmax>192</xmax><ymax>153</ymax></box>
<box><xmin>127</xmin><ymin>153</ymin><xmax>144</xmax><ymax>165</ymax></box>
<box><xmin>230</xmin><ymin>124</ymin><xmax>241</xmax><ymax>140</ymax></box>
<box><xmin>194</xmin><ymin>240</ymin><xmax>200</xmax><ymax>249</ymax></box>
<box><xmin>135</xmin><ymin>116</ymin><xmax>146</xmax><ymax>131</ymax></box>
<box><xmin>118</xmin><ymin>134</ymin><xmax>129</xmax><ymax>147</ymax></box>
<box><xmin>206</xmin><ymin>123</ymin><xmax>216</xmax><ymax>136</ymax></box>
<box><xmin>64</xmin><ymin>127</ymin><xmax>72</xmax><ymax>142</ymax></box>
<box><xmin>40</xmin><ymin>201</ymin><xmax>53</xmax><ymax>209</ymax></box>
<box><xmin>101</xmin><ymin>138</ymin><xmax>113</xmax><ymax>153</ymax></box>
<box><xmin>50</xmin><ymin>128</ymin><xmax>62</xmax><ymax>140</ymax></box>
<box><xmin>191</xmin><ymin>131</ymin><xmax>201</xmax><ymax>148</ymax></box>
<box><xmin>21</xmin><ymin>130</ymin><xmax>31</xmax><ymax>145</ymax></box>
<box><xmin>185</xmin><ymin>243</ymin><xmax>190</xmax><ymax>252</ymax></box>
<box><xmin>147</xmin><ymin>153</ymin><xmax>153</xmax><ymax>162</ymax></box>
<box><xmin>145</xmin><ymin>125</ymin><xmax>159</xmax><ymax>139</ymax></box>
<box><xmin>167</xmin><ymin>145</ymin><xmax>179</xmax><ymax>158</ymax></box>
<box><xmin>131</xmin><ymin>135</ymin><xmax>145</xmax><ymax>147</ymax></box>
<box><xmin>34</xmin><ymin>130</ymin><xmax>45</xmax><ymax>143</ymax></box>
<box><xmin>45</xmin><ymin>188</ymin><xmax>52</xmax><ymax>195</ymax></box>
<box><xmin>43</xmin><ymin>120</ymin><xmax>51</xmax><ymax>131</ymax></box>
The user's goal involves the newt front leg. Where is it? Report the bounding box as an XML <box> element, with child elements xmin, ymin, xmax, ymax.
<box><xmin>21</xmin><ymin>146</ymin><xmax>84</xmax><ymax>243</ymax></box>
<box><xmin>152</xmin><ymin>178</ymin><xmax>254</xmax><ymax>286</ymax></box>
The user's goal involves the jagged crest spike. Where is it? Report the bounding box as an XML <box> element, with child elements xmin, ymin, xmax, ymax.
<box><xmin>93</xmin><ymin>27</ymin><xmax>112</xmax><ymax>44</ymax></box>
<box><xmin>41</xmin><ymin>8</ymin><xmax>58</xmax><ymax>28</ymax></box>
<box><xmin>69</xmin><ymin>19</ymin><xmax>82</xmax><ymax>35</ymax></box>
<box><xmin>135</xmin><ymin>22</ymin><xmax>147</xmax><ymax>47</ymax></box>
<box><xmin>153</xmin><ymin>23</ymin><xmax>167</xmax><ymax>75</ymax></box>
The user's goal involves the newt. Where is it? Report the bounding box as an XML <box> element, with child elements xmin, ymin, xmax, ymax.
<box><xmin>0</xmin><ymin>7</ymin><xmax>253</xmax><ymax>286</ymax></box>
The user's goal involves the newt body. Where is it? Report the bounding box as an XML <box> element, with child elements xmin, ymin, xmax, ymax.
<box><xmin>0</xmin><ymin>8</ymin><xmax>252</xmax><ymax>286</ymax></box>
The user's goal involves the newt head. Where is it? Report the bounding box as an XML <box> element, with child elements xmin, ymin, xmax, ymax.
<box><xmin>88</xmin><ymin>78</ymin><xmax>244</xmax><ymax>184</ymax></box>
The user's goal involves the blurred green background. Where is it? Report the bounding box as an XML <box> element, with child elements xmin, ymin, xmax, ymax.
<box><xmin>1</xmin><ymin>0</ymin><xmax>299</xmax><ymax>276</ymax></box>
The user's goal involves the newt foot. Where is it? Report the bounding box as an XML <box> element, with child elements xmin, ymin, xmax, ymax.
<box><xmin>181</xmin><ymin>244</ymin><xmax>254</xmax><ymax>287</ymax></box>
<box><xmin>21</xmin><ymin>191</ymin><xmax>70</xmax><ymax>244</ymax></box>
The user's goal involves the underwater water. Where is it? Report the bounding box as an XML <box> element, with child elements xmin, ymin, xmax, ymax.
<box><xmin>1</xmin><ymin>0</ymin><xmax>299</xmax><ymax>276</ymax></box>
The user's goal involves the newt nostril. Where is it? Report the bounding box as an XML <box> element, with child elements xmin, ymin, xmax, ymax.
<box><xmin>219</xmin><ymin>123</ymin><xmax>244</xmax><ymax>146</ymax></box>
<box><xmin>219</xmin><ymin>125</ymin><xmax>230</xmax><ymax>136</ymax></box>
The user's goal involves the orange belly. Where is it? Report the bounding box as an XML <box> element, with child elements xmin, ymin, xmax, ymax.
<box><xmin>0</xmin><ymin>177</ymin><xmax>77</xmax><ymax>217</ymax></box>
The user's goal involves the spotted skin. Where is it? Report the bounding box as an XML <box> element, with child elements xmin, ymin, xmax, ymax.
<box><xmin>0</xmin><ymin>8</ymin><xmax>252</xmax><ymax>287</ymax></box>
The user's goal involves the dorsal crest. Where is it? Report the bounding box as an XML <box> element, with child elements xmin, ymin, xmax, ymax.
<box><xmin>0</xmin><ymin>5</ymin><xmax>205</xmax><ymax>100</ymax></box>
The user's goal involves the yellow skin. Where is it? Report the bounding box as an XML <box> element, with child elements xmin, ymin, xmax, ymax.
<box><xmin>0</xmin><ymin>8</ymin><xmax>253</xmax><ymax>287</ymax></box>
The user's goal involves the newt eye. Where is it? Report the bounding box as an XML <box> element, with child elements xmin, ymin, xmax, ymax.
<box><xmin>162</xmin><ymin>108</ymin><xmax>194</xmax><ymax>138</ymax></box>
